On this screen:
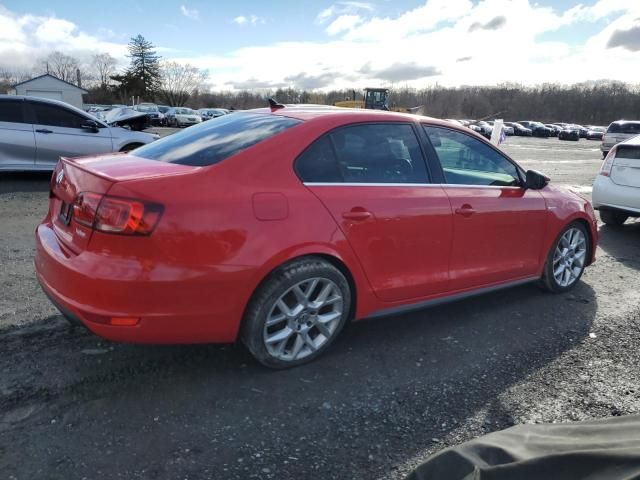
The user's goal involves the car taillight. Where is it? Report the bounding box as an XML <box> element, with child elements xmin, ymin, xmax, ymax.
<box><xmin>600</xmin><ymin>147</ymin><xmax>616</xmax><ymax>177</ymax></box>
<box><xmin>73</xmin><ymin>192</ymin><xmax>163</xmax><ymax>235</ymax></box>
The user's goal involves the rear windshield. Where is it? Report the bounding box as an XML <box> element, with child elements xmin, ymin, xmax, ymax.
<box><xmin>132</xmin><ymin>112</ymin><xmax>301</xmax><ymax>166</ymax></box>
<box><xmin>616</xmin><ymin>146</ymin><xmax>640</xmax><ymax>159</ymax></box>
<box><xmin>607</xmin><ymin>122</ymin><xmax>640</xmax><ymax>134</ymax></box>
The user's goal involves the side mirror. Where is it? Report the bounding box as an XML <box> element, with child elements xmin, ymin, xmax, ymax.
<box><xmin>525</xmin><ymin>169</ymin><xmax>550</xmax><ymax>190</ymax></box>
<box><xmin>81</xmin><ymin>119</ymin><xmax>99</xmax><ymax>132</ymax></box>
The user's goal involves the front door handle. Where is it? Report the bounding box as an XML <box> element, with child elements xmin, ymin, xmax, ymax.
<box><xmin>342</xmin><ymin>208</ymin><xmax>372</xmax><ymax>221</ymax></box>
<box><xmin>455</xmin><ymin>204</ymin><xmax>476</xmax><ymax>217</ymax></box>
<box><xmin>36</xmin><ymin>129</ymin><xmax>53</xmax><ymax>134</ymax></box>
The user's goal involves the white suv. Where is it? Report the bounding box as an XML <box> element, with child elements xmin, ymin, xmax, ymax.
<box><xmin>601</xmin><ymin>120</ymin><xmax>640</xmax><ymax>158</ymax></box>
<box><xmin>593</xmin><ymin>134</ymin><xmax>640</xmax><ymax>225</ymax></box>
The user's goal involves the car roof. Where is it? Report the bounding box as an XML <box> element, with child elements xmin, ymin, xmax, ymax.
<box><xmin>0</xmin><ymin>94</ymin><xmax>92</xmax><ymax>117</ymax></box>
<box><xmin>622</xmin><ymin>135</ymin><xmax>640</xmax><ymax>146</ymax></box>
<box><xmin>244</xmin><ymin>105</ymin><xmax>454</xmax><ymax>129</ymax></box>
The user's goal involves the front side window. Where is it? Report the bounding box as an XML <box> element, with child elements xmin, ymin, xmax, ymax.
<box><xmin>132</xmin><ymin>112</ymin><xmax>301</xmax><ymax>166</ymax></box>
<box><xmin>424</xmin><ymin>126</ymin><xmax>520</xmax><ymax>187</ymax></box>
<box><xmin>295</xmin><ymin>123</ymin><xmax>428</xmax><ymax>184</ymax></box>
<box><xmin>0</xmin><ymin>100</ymin><xmax>26</xmax><ymax>123</ymax></box>
<box><xmin>32</xmin><ymin>103</ymin><xmax>86</xmax><ymax>129</ymax></box>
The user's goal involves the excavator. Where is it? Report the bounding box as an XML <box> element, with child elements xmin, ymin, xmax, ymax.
<box><xmin>335</xmin><ymin>88</ymin><xmax>424</xmax><ymax>115</ymax></box>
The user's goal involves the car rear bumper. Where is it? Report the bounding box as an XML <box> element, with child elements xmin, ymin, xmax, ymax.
<box><xmin>592</xmin><ymin>176</ymin><xmax>640</xmax><ymax>216</ymax></box>
<box><xmin>35</xmin><ymin>222</ymin><xmax>255</xmax><ymax>344</ymax></box>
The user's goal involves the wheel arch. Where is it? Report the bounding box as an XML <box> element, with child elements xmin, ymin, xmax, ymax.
<box><xmin>237</xmin><ymin>251</ymin><xmax>360</xmax><ymax>341</ymax></box>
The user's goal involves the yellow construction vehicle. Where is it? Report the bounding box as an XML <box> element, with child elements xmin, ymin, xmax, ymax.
<box><xmin>335</xmin><ymin>88</ymin><xmax>424</xmax><ymax>115</ymax></box>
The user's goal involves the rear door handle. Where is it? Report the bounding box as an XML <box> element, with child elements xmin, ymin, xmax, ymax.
<box><xmin>342</xmin><ymin>209</ymin><xmax>372</xmax><ymax>221</ymax></box>
<box><xmin>36</xmin><ymin>129</ymin><xmax>53</xmax><ymax>134</ymax></box>
<box><xmin>455</xmin><ymin>205</ymin><xmax>476</xmax><ymax>217</ymax></box>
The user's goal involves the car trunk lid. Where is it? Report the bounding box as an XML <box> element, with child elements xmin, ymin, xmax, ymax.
<box><xmin>611</xmin><ymin>145</ymin><xmax>640</xmax><ymax>188</ymax></box>
<box><xmin>49</xmin><ymin>153</ymin><xmax>197</xmax><ymax>253</ymax></box>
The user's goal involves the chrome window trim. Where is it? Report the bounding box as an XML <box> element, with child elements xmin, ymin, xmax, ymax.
<box><xmin>303</xmin><ymin>182</ymin><xmax>523</xmax><ymax>190</ymax></box>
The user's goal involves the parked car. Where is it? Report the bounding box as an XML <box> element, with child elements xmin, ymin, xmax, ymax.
<box><xmin>470</xmin><ymin>121</ymin><xmax>492</xmax><ymax>139</ymax></box>
<box><xmin>134</xmin><ymin>103</ymin><xmax>165</xmax><ymax>126</ymax></box>
<box><xmin>592</xmin><ymin>134</ymin><xmax>640</xmax><ymax>225</ymax></box>
<box><xmin>0</xmin><ymin>95</ymin><xmax>158</xmax><ymax>171</ymax></box>
<box><xmin>198</xmin><ymin>108</ymin><xmax>227</xmax><ymax>120</ymax></box>
<box><xmin>545</xmin><ymin>124</ymin><xmax>561</xmax><ymax>137</ymax></box>
<box><xmin>601</xmin><ymin>121</ymin><xmax>640</xmax><ymax>157</ymax></box>
<box><xmin>586</xmin><ymin>126</ymin><xmax>605</xmax><ymax>140</ymax></box>
<box><xmin>558</xmin><ymin>126</ymin><xmax>580</xmax><ymax>141</ymax></box>
<box><xmin>166</xmin><ymin>107</ymin><xmax>202</xmax><ymax>127</ymax></box>
<box><xmin>576</xmin><ymin>125</ymin><xmax>589</xmax><ymax>138</ymax></box>
<box><xmin>518</xmin><ymin>121</ymin><xmax>552</xmax><ymax>138</ymax></box>
<box><xmin>505</xmin><ymin>122</ymin><xmax>532</xmax><ymax>136</ymax></box>
<box><xmin>35</xmin><ymin>106</ymin><xmax>598</xmax><ymax>367</ymax></box>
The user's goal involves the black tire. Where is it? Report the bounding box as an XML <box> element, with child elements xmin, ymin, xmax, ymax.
<box><xmin>540</xmin><ymin>222</ymin><xmax>590</xmax><ymax>293</ymax></box>
<box><xmin>119</xmin><ymin>143</ymin><xmax>143</xmax><ymax>152</ymax></box>
<box><xmin>600</xmin><ymin>209</ymin><xmax>628</xmax><ymax>226</ymax></box>
<box><xmin>241</xmin><ymin>257</ymin><xmax>352</xmax><ymax>369</ymax></box>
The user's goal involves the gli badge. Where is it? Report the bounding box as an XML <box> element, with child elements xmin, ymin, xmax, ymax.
<box><xmin>56</xmin><ymin>169</ymin><xmax>64</xmax><ymax>186</ymax></box>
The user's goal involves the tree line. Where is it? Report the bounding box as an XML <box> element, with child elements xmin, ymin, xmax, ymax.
<box><xmin>1</xmin><ymin>34</ymin><xmax>639</xmax><ymax>124</ymax></box>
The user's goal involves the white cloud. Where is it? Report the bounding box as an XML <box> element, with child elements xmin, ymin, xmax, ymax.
<box><xmin>233</xmin><ymin>14</ymin><xmax>265</xmax><ymax>26</ymax></box>
<box><xmin>180</xmin><ymin>5</ymin><xmax>199</xmax><ymax>20</ymax></box>
<box><xmin>2</xmin><ymin>1</ymin><xmax>640</xmax><ymax>93</ymax></box>
<box><xmin>326</xmin><ymin>15</ymin><xmax>362</xmax><ymax>35</ymax></box>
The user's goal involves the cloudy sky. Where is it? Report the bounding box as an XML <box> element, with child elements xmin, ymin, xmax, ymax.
<box><xmin>1</xmin><ymin>0</ymin><xmax>639</xmax><ymax>91</ymax></box>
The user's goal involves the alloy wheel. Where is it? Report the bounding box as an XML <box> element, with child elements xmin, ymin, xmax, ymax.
<box><xmin>552</xmin><ymin>227</ymin><xmax>587</xmax><ymax>288</ymax></box>
<box><xmin>263</xmin><ymin>278</ymin><xmax>343</xmax><ymax>362</ymax></box>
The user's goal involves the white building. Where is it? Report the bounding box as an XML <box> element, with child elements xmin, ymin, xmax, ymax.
<box><xmin>9</xmin><ymin>74</ymin><xmax>88</xmax><ymax>109</ymax></box>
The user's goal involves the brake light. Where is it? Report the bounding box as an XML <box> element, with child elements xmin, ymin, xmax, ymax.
<box><xmin>73</xmin><ymin>192</ymin><xmax>163</xmax><ymax>235</ymax></box>
<box><xmin>600</xmin><ymin>147</ymin><xmax>616</xmax><ymax>177</ymax></box>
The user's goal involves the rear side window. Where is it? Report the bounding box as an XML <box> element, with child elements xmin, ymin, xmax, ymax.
<box><xmin>424</xmin><ymin>125</ymin><xmax>520</xmax><ymax>187</ymax></box>
<box><xmin>0</xmin><ymin>100</ymin><xmax>27</xmax><ymax>123</ymax></box>
<box><xmin>607</xmin><ymin>122</ymin><xmax>640</xmax><ymax>134</ymax></box>
<box><xmin>132</xmin><ymin>113</ymin><xmax>301</xmax><ymax>166</ymax></box>
<box><xmin>616</xmin><ymin>146</ymin><xmax>640</xmax><ymax>159</ymax></box>
<box><xmin>296</xmin><ymin>123</ymin><xmax>428</xmax><ymax>184</ymax></box>
<box><xmin>32</xmin><ymin>103</ymin><xmax>86</xmax><ymax>128</ymax></box>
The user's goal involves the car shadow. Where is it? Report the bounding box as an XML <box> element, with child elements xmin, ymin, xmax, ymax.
<box><xmin>0</xmin><ymin>172</ymin><xmax>51</xmax><ymax>194</ymax></box>
<box><xmin>597</xmin><ymin>221</ymin><xmax>640</xmax><ymax>271</ymax></box>
<box><xmin>0</xmin><ymin>280</ymin><xmax>597</xmax><ymax>479</ymax></box>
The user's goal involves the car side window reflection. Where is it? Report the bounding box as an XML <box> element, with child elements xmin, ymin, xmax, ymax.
<box><xmin>295</xmin><ymin>123</ymin><xmax>429</xmax><ymax>184</ymax></box>
<box><xmin>32</xmin><ymin>103</ymin><xmax>86</xmax><ymax>129</ymax></box>
<box><xmin>423</xmin><ymin>125</ymin><xmax>521</xmax><ymax>187</ymax></box>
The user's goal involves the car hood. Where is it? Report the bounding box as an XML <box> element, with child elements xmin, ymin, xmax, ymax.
<box><xmin>103</xmin><ymin>107</ymin><xmax>150</xmax><ymax>130</ymax></box>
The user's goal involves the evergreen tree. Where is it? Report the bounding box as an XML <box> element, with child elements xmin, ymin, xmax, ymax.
<box><xmin>122</xmin><ymin>34</ymin><xmax>161</xmax><ymax>100</ymax></box>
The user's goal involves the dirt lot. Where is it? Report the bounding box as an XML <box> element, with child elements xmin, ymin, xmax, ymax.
<box><xmin>2</xmin><ymin>136</ymin><xmax>640</xmax><ymax>479</ymax></box>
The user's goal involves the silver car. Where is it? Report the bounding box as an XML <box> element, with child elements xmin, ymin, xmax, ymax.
<box><xmin>601</xmin><ymin>120</ymin><xmax>640</xmax><ymax>158</ymax></box>
<box><xmin>0</xmin><ymin>95</ymin><xmax>158</xmax><ymax>171</ymax></box>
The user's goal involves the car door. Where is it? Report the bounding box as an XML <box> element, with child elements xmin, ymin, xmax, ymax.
<box><xmin>296</xmin><ymin>122</ymin><xmax>453</xmax><ymax>302</ymax></box>
<box><xmin>0</xmin><ymin>98</ymin><xmax>36</xmax><ymax>169</ymax></box>
<box><xmin>27</xmin><ymin>100</ymin><xmax>113</xmax><ymax>168</ymax></box>
<box><xmin>423</xmin><ymin>125</ymin><xmax>547</xmax><ymax>291</ymax></box>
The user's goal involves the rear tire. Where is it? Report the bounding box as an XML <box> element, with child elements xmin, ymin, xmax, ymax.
<box><xmin>541</xmin><ymin>222</ymin><xmax>590</xmax><ymax>293</ymax></box>
<box><xmin>600</xmin><ymin>209</ymin><xmax>628</xmax><ymax>226</ymax></box>
<box><xmin>241</xmin><ymin>257</ymin><xmax>352</xmax><ymax>369</ymax></box>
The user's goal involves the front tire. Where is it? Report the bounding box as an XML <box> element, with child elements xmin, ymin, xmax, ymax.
<box><xmin>600</xmin><ymin>209</ymin><xmax>628</xmax><ymax>226</ymax></box>
<box><xmin>541</xmin><ymin>223</ymin><xmax>589</xmax><ymax>293</ymax></box>
<box><xmin>241</xmin><ymin>257</ymin><xmax>352</xmax><ymax>368</ymax></box>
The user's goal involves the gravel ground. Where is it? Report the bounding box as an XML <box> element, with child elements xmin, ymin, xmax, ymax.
<box><xmin>1</xmin><ymin>135</ymin><xmax>639</xmax><ymax>479</ymax></box>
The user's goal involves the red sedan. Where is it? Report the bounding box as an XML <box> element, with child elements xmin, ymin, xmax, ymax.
<box><xmin>35</xmin><ymin>106</ymin><xmax>598</xmax><ymax>368</ymax></box>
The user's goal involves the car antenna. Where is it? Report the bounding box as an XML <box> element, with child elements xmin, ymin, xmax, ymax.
<box><xmin>268</xmin><ymin>98</ymin><xmax>285</xmax><ymax>111</ymax></box>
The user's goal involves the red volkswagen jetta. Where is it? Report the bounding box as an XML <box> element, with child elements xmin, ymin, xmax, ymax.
<box><xmin>35</xmin><ymin>106</ymin><xmax>598</xmax><ymax>368</ymax></box>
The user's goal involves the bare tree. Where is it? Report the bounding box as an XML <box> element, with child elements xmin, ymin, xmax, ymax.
<box><xmin>0</xmin><ymin>68</ymin><xmax>32</xmax><ymax>93</ymax></box>
<box><xmin>39</xmin><ymin>51</ymin><xmax>80</xmax><ymax>83</ymax></box>
<box><xmin>159</xmin><ymin>61</ymin><xmax>208</xmax><ymax>106</ymax></box>
<box><xmin>91</xmin><ymin>53</ymin><xmax>117</xmax><ymax>89</ymax></box>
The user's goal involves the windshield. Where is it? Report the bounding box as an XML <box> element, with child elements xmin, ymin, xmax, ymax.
<box><xmin>608</xmin><ymin>122</ymin><xmax>640</xmax><ymax>134</ymax></box>
<box><xmin>175</xmin><ymin>108</ymin><xmax>195</xmax><ymax>115</ymax></box>
<box><xmin>131</xmin><ymin>112</ymin><xmax>301</xmax><ymax>166</ymax></box>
